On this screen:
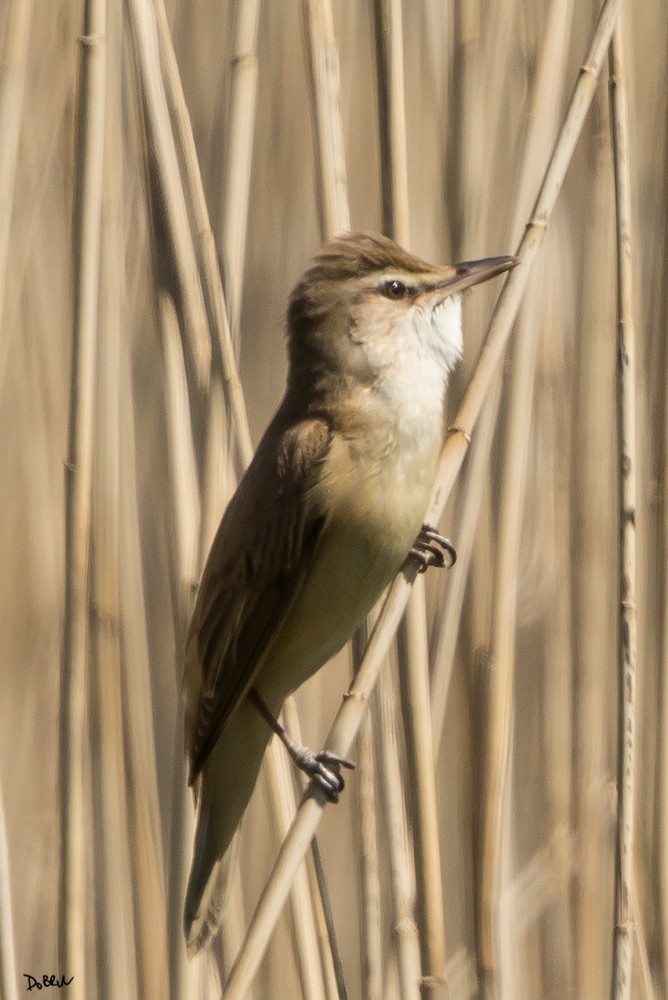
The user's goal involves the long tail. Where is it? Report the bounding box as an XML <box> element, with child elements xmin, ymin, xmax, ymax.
<box><xmin>183</xmin><ymin>697</ymin><xmax>274</xmax><ymax>954</ymax></box>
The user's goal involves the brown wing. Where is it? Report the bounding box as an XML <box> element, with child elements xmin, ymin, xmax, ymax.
<box><xmin>185</xmin><ymin>411</ymin><xmax>332</xmax><ymax>784</ymax></box>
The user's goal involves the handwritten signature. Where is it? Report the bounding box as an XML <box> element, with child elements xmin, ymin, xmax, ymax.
<box><xmin>23</xmin><ymin>974</ymin><xmax>73</xmax><ymax>991</ymax></box>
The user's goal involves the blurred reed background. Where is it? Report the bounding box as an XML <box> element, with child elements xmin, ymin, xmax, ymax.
<box><xmin>0</xmin><ymin>0</ymin><xmax>665</xmax><ymax>998</ymax></box>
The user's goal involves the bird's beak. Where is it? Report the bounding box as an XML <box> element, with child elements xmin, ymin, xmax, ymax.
<box><xmin>419</xmin><ymin>255</ymin><xmax>518</xmax><ymax>301</ymax></box>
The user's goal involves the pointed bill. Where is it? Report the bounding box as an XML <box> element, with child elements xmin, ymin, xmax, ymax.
<box><xmin>419</xmin><ymin>255</ymin><xmax>519</xmax><ymax>301</ymax></box>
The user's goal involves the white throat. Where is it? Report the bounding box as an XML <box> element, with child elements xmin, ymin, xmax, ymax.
<box><xmin>372</xmin><ymin>294</ymin><xmax>462</xmax><ymax>432</ymax></box>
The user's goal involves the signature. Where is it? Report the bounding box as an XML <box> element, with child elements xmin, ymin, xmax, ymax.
<box><xmin>23</xmin><ymin>975</ymin><xmax>73</xmax><ymax>991</ymax></box>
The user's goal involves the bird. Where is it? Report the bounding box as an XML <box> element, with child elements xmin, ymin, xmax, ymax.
<box><xmin>182</xmin><ymin>231</ymin><xmax>517</xmax><ymax>953</ymax></box>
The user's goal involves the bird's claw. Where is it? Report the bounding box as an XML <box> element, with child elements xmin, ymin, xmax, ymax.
<box><xmin>293</xmin><ymin>746</ymin><xmax>356</xmax><ymax>803</ymax></box>
<box><xmin>409</xmin><ymin>523</ymin><xmax>457</xmax><ymax>572</ymax></box>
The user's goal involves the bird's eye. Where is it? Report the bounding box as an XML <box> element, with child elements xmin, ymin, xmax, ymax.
<box><xmin>382</xmin><ymin>279</ymin><xmax>408</xmax><ymax>300</ymax></box>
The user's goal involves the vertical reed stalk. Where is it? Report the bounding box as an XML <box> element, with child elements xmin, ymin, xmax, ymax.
<box><xmin>479</xmin><ymin>304</ymin><xmax>541</xmax><ymax>999</ymax></box>
<box><xmin>351</xmin><ymin>617</ymin><xmax>383</xmax><ymax>1000</ymax></box>
<box><xmin>373</xmin><ymin>0</ymin><xmax>409</xmax><ymax>244</ymax></box>
<box><xmin>88</xmin><ymin>89</ymin><xmax>139</xmax><ymax>995</ymax></box>
<box><xmin>124</xmin><ymin>0</ymin><xmax>211</xmax><ymax>396</ymax></box>
<box><xmin>0</xmin><ymin>788</ymin><xmax>17</xmax><ymax>1000</ymax></box>
<box><xmin>117</xmin><ymin>332</ymin><xmax>171</xmax><ymax>1000</ymax></box>
<box><xmin>158</xmin><ymin>291</ymin><xmax>202</xmax><ymax>996</ymax></box>
<box><xmin>376</xmin><ymin>668</ymin><xmax>421</xmax><ymax>1000</ymax></box>
<box><xmin>153</xmin><ymin>0</ymin><xmax>254</xmax><ymax>469</ymax></box>
<box><xmin>609</xmin><ymin>23</ymin><xmax>639</xmax><ymax>1000</ymax></box>
<box><xmin>58</xmin><ymin>3</ymin><xmax>107</xmax><ymax>996</ymax></box>
<box><xmin>302</xmin><ymin>0</ymin><xmax>350</xmax><ymax>235</ymax></box>
<box><xmin>356</xmin><ymin>709</ymin><xmax>383</xmax><ymax>1000</ymax></box>
<box><xmin>398</xmin><ymin>578</ymin><xmax>447</xmax><ymax>999</ymax></box>
<box><xmin>221</xmin><ymin>0</ymin><xmax>262</xmax><ymax>346</ymax></box>
<box><xmin>0</xmin><ymin>0</ymin><xmax>34</xmax><ymax>385</ymax></box>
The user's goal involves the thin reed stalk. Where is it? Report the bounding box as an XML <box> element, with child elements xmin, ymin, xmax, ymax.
<box><xmin>608</xmin><ymin>23</ymin><xmax>639</xmax><ymax>1000</ymax></box>
<box><xmin>0</xmin><ymin>0</ymin><xmax>34</xmax><ymax>386</ymax></box>
<box><xmin>221</xmin><ymin>5</ymin><xmax>621</xmax><ymax>993</ymax></box>
<box><xmin>0</xmin><ymin>787</ymin><xmax>17</xmax><ymax>1000</ymax></box>
<box><xmin>302</xmin><ymin>0</ymin><xmax>350</xmax><ymax>236</ymax></box>
<box><xmin>351</xmin><ymin>620</ymin><xmax>383</xmax><ymax>1000</ymax></box>
<box><xmin>114</xmin><ymin>147</ymin><xmax>172</xmax><ymax>991</ymax></box>
<box><xmin>479</xmin><ymin>303</ymin><xmax>541</xmax><ymax>999</ymax></box>
<box><xmin>88</xmin><ymin>96</ymin><xmax>139</xmax><ymax>996</ymax></box>
<box><xmin>153</xmin><ymin>0</ymin><xmax>253</xmax><ymax>469</ymax></box>
<box><xmin>220</xmin><ymin>0</ymin><xmax>262</xmax><ymax>346</ymax></box>
<box><xmin>377</xmin><ymin>667</ymin><xmax>421</xmax><ymax>1000</ymax></box>
<box><xmin>398</xmin><ymin>578</ymin><xmax>447</xmax><ymax>999</ymax></box>
<box><xmin>58</xmin><ymin>2</ymin><xmax>107</xmax><ymax>995</ymax></box>
<box><xmin>373</xmin><ymin>0</ymin><xmax>409</xmax><ymax>245</ymax></box>
<box><xmin>356</xmin><ymin>710</ymin><xmax>382</xmax><ymax>1000</ymax></box>
<box><xmin>117</xmin><ymin>332</ymin><xmax>171</xmax><ymax>1000</ymax></box>
<box><xmin>158</xmin><ymin>290</ymin><xmax>203</xmax><ymax>996</ymax></box>
<box><xmin>124</xmin><ymin>0</ymin><xmax>211</xmax><ymax>396</ymax></box>
<box><xmin>571</xmin><ymin>99</ymin><xmax>617</xmax><ymax>1000</ymax></box>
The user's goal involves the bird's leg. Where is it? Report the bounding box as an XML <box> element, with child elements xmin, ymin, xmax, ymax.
<box><xmin>248</xmin><ymin>688</ymin><xmax>355</xmax><ymax>802</ymax></box>
<box><xmin>409</xmin><ymin>523</ymin><xmax>457</xmax><ymax>572</ymax></box>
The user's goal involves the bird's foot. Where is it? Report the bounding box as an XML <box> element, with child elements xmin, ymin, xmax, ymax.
<box><xmin>289</xmin><ymin>745</ymin><xmax>355</xmax><ymax>802</ymax></box>
<box><xmin>248</xmin><ymin>688</ymin><xmax>355</xmax><ymax>802</ymax></box>
<box><xmin>409</xmin><ymin>523</ymin><xmax>457</xmax><ymax>572</ymax></box>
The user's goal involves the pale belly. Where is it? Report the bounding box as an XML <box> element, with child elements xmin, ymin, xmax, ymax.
<box><xmin>255</xmin><ymin>434</ymin><xmax>439</xmax><ymax>708</ymax></box>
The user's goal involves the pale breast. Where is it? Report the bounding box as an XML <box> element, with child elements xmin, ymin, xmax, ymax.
<box><xmin>256</xmin><ymin>417</ymin><xmax>441</xmax><ymax>704</ymax></box>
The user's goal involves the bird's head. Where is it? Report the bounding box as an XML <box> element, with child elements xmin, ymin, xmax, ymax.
<box><xmin>286</xmin><ymin>231</ymin><xmax>517</xmax><ymax>400</ymax></box>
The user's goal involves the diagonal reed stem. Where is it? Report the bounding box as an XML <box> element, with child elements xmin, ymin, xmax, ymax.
<box><xmin>222</xmin><ymin>3</ymin><xmax>622</xmax><ymax>995</ymax></box>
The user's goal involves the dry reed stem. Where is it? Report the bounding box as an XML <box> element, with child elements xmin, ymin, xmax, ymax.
<box><xmin>0</xmin><ymin>0</ymin><xmax>33</xmax><ymax>386</ymax></box>
<box><xmin>221</xmin><ymin>4</ymin><xmax>621</xmax><ymax>993</ymax></box>
<box><xmin>356</xmin><ymin>711</ymin><xmax>382</xmax><ymax>1000</ymax></box>
<box><xmin>478</xmin><ymin>305</ymin><xmax>542</xmax><ymax>997</ymax></box>
<box><xmin>373</xmin><ymin>0</ymin><xmax>409</xmax><ymax>245</ymax></box>
<box><xmin>377</xmin><ymin>668</ymin><xmax>422</xmax><ymax>1000</ymax></box>
<box><xmin>158</xmin><ymin>291</ymin><xmax>203</xmax><ymax>995</ymax></box>
<box><xmin>609</xmin><ymin>23</ymin><xmax>639</xmax><ymax>1000</ymax></box>
<box><xmin>58</xmin><ymin>3</ymin><xmax>107</xmax><ymax>994</ymax></box>
<box><xmin>117</xmin><ymin>339</ymin><xmax>171</xmax><ymax>999</ymax></box>
<box><xmin>124</xmin><ymin>0</ymin><xmax>211</xmax><ymax>395</ymax></box>
<box><xmin>153</xmin><ymin>0</ymin><xmax>253</xmax><ymax>469</ymax></box>
<box><xmin>220</xmin><ymin>0</ymin><xmax>261</xmax><ymax>346</ymax></box>
<box><xmin>351</xmin><ymin>621</ymin><xmax>383</xmax><ymax>1000</ymax></box>
<box><xmin>88</xmin><ymin>120</ymin><xmax>139</xmax><ymax>998</ymax></box>
<box><xmin>0</xmin><ymin>788</ymin><xmax>17</xmax><ymax>1000</ymax></box>
<box><xmin>160</xmin><ymin>292</ymin><xmax>201</xmax><ymax>589</ymax></box>
<box><xmin>398</xmin><ymin>578</ymin><xmax>447</xmax><ymax>998</ymax></box>
<box><xmin>302</xmin><ymin>0</ymin><xmax>350</xmax><ymax>235</ymax></box>
<box><xmin>571</xmin><ymin>118</ymin><xmax>616</xmax><ymax>1000</ymax></box>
